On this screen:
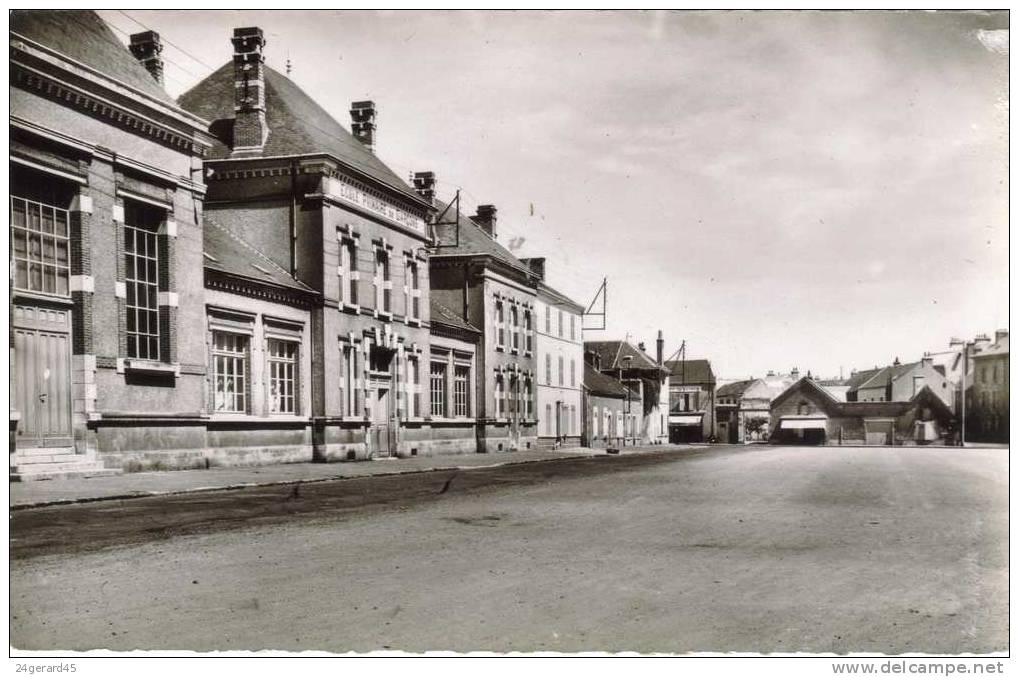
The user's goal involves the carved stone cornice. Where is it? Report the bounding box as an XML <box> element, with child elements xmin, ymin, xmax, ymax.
<box><xmin>205</xmin><ymin>268</ymin><xmax>319</xmax><ymax>309</ymax></box>
<box><xmin>11</xmin><ymin>52</ymin><xmax>211</xmax><ymax>158</ymax></box>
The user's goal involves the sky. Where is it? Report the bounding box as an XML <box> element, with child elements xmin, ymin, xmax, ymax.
<box><xmin>99</xmin><ymin>9</ymin><xmax>1010</xmax><ymax>380</ymax></box>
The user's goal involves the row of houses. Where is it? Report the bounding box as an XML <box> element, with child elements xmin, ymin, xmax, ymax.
<box><xmin>10</xmin><ymin>12</ymin><xmax>676</xmax><ymax>479</ymax></box>
<box><xmin>663</xmin><ymin>329</ymin><xmax>1009</xmax><ymax>448</ymax></box>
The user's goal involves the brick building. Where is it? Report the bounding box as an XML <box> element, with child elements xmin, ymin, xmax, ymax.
<box><xmin>770</xmin><ymin>377</ymin><xmax>954</xmax><ymax>446</ymax></box>
<box><xmin>664</xmin><ymin>358</ymin><xmax>715</xmax><ymax>443</ymax></box>
<box><xmin>176</xmin><ymin>27</ymin><xmax>485</xmax><ymax>463</ymax></box>
<box><xmin>965</xmin><ymin>330</ymin><xmax>1008</xmax><ymax>443</ymax></box>
<box><xmin>10</xmin><ymin>11</ymin><xmax>212</xmax><ymax>478</ymax></box>
<box><xmin>425</xmin><ymin>186</ymin><xmax>540</xmax><ymax>453</ymax></box>
<box><xmin>522</xmin><ymin>258</ymin><xmax>585</xmax><ymax>448</ymax></box>
<box><xmin>584</xmin><ymin>338</ymin><xmax>669</xmax><ymax>444</ymax></box>
<box><xmin>847</xmin><ymin>357</ymin><xmax>954</xmax><ymax>410</ymax></box>
<box><xmin>582</xmin><ymin>362</ymin><xmax>641</xmax><ymax>449</ymax></box>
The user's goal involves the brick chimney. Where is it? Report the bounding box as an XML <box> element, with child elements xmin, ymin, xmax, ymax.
<box><xmin>519</xmin><ymin>257</ymin><xmax>545</xmax><ymax>280</ymax></box>
<box><xmin>412</xmin><ymin>171</ymin><xmax>435</xmax><ymax>204</ymax></box>
<box><xmin>791</xmin><ymin>367</ymin><xmax>800</xmax><ymax>379</ymax></box>
<box><xmin>231</xmin><ymin>27</ymin><xmax>268</xmax><ymax>154</ymax></box>
<box><xmin>473</xmin><ymin>205</ymin><xmax>497</xmax><ymax>239</ymax></box>
<box><xmin>656</xmin><ymin>330</ymin><xmax>664</xmax><ymax>367</ymax></box>
<box><xmin>350</xmin><ymin>101</ymin><xmax>376</xmax><ymax>153</ymax></box>
<box><xmin>129</xmin><ymin>31</ymin><xmax>164</xmax><ymax>85</ymax></box>
<box><xmin>995</xmin><ymin>329</ymin><xmax>1008</xmax><ymax>343</ymax></box>
<box><xmin>921</xmin><ymin>353</ymin><xmax>933</xmax><ymax>368</ymax></box>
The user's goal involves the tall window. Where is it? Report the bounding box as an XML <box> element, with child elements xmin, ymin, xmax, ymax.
<box><xmin>545</xmin><ymin>305</ymin><xmax>551</xmax><ymax>333</ymax></box>
<box><xmin>454</xmin><ymin>365</ymin><xmax>470</xmax><ymax>417</ymax></box>
<box><xmin>496</xmin><ymin>300</ymin><xmax>505</xmax><ymax>348</ymax></box>
<box><xmin>558</xmin><ymin>356</ymin><xmax>564</xmax><ymax>386</ymax></box>
<box><xmin>340</xmin><ymin>342</ymin><xmax>358</xmax><ymax>417</ymax></box>
<box><xmin>11</xmin><ymin>195</ymin><xmax>71</xmax><ymax>296</ymax></box>
<box><xmin>570</xmin><ymin>359</ymin><xmax>576</xmax><ymax>387</ymax></box>
<box><xmin>430</xmin><ymin>362</ymin><xmax>446</xmax><ymax>417</ymax></box>
<box><xmin>339</xmin><ymin>237</ymin><xmax>357</xmax><ymax>306</ymax></box>
<box><xmin>545</xmin><ymin>354</ymin><xmax>552</xmax><ymax>385</ymax></box>
<box><xmin>375</xmin><ymin>249</ymin><xmax>390</xmax><ymax>313</ymax></box>
<box><xmin>494</xmin><ymin>376</ymin><xmax>504</xmax><ymax>418</ymax></box>
<box><xmin>593</xmin><ymin>406</ymin><xmax>600</xmax><ymax>437</ymax></box>
<box><xmin>124</xmin><ymin>201</ymin><xmax>162</xmax><ymax>360</ymax></box>
<box><xmin>546</xmin><ymin>403</ymin><xmax>552</xmax><ymax>435</ymax></box>
<box><xmin>267</xmin><ymin>339</ymin><xmax>298</xmax><ymax>414</ymax></box>
<box><xmin>511</xmin><ymin>305</ymin><xmax>519</xmax><ymax>351</ymax></box>
<box><xmin>570</xmin><ymin>314</ymin><xmax>576</xmax><ymax>341</ymax></box>
<box><xmin>406</xmin><ymin>356</ymin><xmax>420</xmax><ymax>418</ymax></box>
<box><xmin>212</xmin><ymin>332</ymin><xmax>249</xmax><ymax>413</ymax></box>
<box><xmin>407</xmin><ymin>260</ymin><xmax>420</xmax><ymax>320</ymax></box>
<box><xmin>523</xmin><ymin>379</ymin><xmax>532</xmax><ymax>418</ymax></box>
<box><xmin>524</xmin><ymin>310</ymin><xmax>533</xmax><ymax>352</ymax></box>
<box><xmin>558</xmin><ymin>309</ymin><xmax>564</xmax><ymax>337</ymax></box>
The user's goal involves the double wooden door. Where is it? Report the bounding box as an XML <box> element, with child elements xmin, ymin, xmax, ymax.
<box><xmin>12</xmin><ymin>303</ymin><xmax>73</xmax><ymax>448</ymax></box>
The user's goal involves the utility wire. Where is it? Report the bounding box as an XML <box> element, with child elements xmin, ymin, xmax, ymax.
<box><xmin>116</xmin><ymin>10</ymin><xmax>219</xmax><ymax>74</ymax></box>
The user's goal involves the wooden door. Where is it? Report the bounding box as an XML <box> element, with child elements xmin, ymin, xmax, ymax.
<box><xmin>12</xmin><ymin>303</ymin><xmax>72</xmax><ymax>448</ymax></box>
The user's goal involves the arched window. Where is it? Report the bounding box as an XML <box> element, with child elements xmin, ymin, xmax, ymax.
<box><xmin>797</xmin><ymin>401</ymin><xmax>810</xmax><ymax>415</ymax></box>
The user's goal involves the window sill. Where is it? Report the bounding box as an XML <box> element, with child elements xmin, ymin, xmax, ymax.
<box><xmin>378</xmin><ymin>311</ymin><xmax>393</xmax><ymax>322</ymax></box>
<box><xmin>209</xmin><ymin>414</ymin><xmax>310</xmax><ymax>423</ymax></box>
<box><xmin>120</xmin><ymin>359</ymin><xmax>179</xmax><ymax>377</ymax></box>
<box><xmin>342</xmin><ymin>302</ymin><xmax>361</xmax><ymax>314</ymax></box>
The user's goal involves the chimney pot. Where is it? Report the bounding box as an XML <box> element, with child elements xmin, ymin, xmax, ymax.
<box><xmin>129</xmin><ymin>31</ymin><xmax>164</xmax><ymax>85</ymax></box>
<box><xmin>350</xmin><ymin>100</ymin><xmax>377</xmax><ymax>153</ymax></box>
<box><xmin>473</xmin><ymin>204</ymin><xmax>497</xmax><ymax>239</ymax></box>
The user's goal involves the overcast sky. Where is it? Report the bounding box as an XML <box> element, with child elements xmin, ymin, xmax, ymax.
<box><xmin>100</xmin><ymin>10</ymin><xmax>1009</xmax><ymax>380</ymax></box>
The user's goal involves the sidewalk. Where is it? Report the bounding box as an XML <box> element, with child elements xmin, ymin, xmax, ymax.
<box><xmin>9</xmin><ymin>444</ymin><xmax>697</xmax><ymax>510</ymax></box>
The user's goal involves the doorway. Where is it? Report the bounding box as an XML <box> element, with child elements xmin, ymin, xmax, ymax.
<box><xmin>12</xmin><ymin>303</ymin><xmax>73</xmax><ymax>448</ymax></box>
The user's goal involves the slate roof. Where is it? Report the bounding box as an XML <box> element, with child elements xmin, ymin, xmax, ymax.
<box><xmin>717</xmin><ymin>379</ymin><xmax>756</xmax><ymax>399</ymax></box>
<box><xmin>430</xmin><ymin>298</ymin><xmax>480</xmax><ymax>334</ymax></box>
<box><xmin>11</xmin><ymin>10</ymin><xmax>178</xmax><ymax>107</ymax></box>
<box><xmin>584</xmin><ymin>365</ymin><xmax>639</xmax><ymax>400</ymax></box>
<box><xmin>178</xmin><ymin>62</ymin><xmax>425</xmax><ymax>204</ymax></box>
<box><xmin>204</xmin><ymin>218</ymin><xmax>315</xmax><ymax>293</ymax></box>
<box><xmin>860</xmin><ymin>362</ymin><xmax>918</xmax><ymax>390</ymax></box>
<box><xmin>664</xmin><ymin>359</ymin><xmax>715</xmax><ymax>385</ymax></box>
<box><xmin>585</xmin><ymin>340</ymin><xmax>664</xmax><ymax>372</ymax></box>
<box><xmin>430</xmin><ymin>198</ymin><xmax>534</xmax><ymax>277</ymax></box>
<box><xmin>772</xmin><ymin>378</ymin><xmax>952</xmax><ymax>420</ymax></box>
<box><xmin>973</xmin><ymin>333</ymin><xmax>1009</xmax><ymax>359</ymax></box>
<box><xmin>844</xmin><ymin>367</ymin><xmax>882</xmax><ymax>390</ymax></box>
<box><xmin>538</xmin><ymin>281</ymin><xmax>585</xmax><ymax>313</ymax></box>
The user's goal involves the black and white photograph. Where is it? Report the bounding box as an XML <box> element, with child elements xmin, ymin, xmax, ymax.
<box><xmin>7</xmin><ymin>7</ymin><xmax>1010</xmax><ymax>666</ymax></box>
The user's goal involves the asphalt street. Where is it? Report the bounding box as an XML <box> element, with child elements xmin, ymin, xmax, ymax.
<box><xmin>9</xmin><ymin>444</ymin><xmax>1007</xmax><ymax>653</ymax></box>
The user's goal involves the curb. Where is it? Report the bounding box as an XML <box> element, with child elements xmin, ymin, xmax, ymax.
<box><xmin>9</xmin><ymin>450</ymin><xmax>619</xmax><ymax>511</ymax></box>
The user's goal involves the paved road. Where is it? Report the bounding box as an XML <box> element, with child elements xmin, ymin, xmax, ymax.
<box><xmin>10</xmin><ymin>445</ymin><xmax>1007</xmax><ymax>653</ymax></box>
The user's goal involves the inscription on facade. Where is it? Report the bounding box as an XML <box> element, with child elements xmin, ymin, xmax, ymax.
<box><xmin>324</xmin><ymin>177</ymin><xmax>426</xmax><ymax>235</ymax></box>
